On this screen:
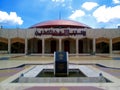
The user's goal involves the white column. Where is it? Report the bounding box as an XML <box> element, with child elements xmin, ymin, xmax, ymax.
<box><xmin>109</xmin><ymin>38</ymin><xmax>112</xmax><ymax>55</ymax></box>
<box><xmin>76</xmin><ymin>38</ymin><xmax>78</xmax><ymax>55</ymax></box>
<box><xmin>59</xmin><ymin>38</ymin><xmax>62</xmax><ymax>51</ymax></box>
<box><xmin>8</xmin><ymin>38</ymin><xmax>11</xmax><ymax>54</ymax></box>
<box><xmin>25</xmin><ymin>38</ymin><xmax>28</xmax><ymax>55</ymax></box>
<box><xmin>42</xmin><ymin>38</ymin><xmax>45</xmax><ymax>55</ymax></box>
<box><xmin>93</xmin><ymin>38</ymin><xmax>96</xmax><ymax>54</ymax></box>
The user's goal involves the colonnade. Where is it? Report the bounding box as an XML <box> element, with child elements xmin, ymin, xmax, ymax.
<box><xmin>5</xmin><ymin>37</ymin><xmax>113</xmax><ymax>55</ymax></box>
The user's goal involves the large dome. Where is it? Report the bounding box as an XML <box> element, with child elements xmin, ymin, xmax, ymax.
<box><xmin>30</xmin><ymin>20</ymin><xmax>91</xmax><ymax>28</ymax></box>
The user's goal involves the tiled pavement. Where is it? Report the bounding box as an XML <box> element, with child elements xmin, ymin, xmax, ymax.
<box><xmin>0</xmin><ymin>55</ymin><xmax>120</xmax><ymax>90</ymax></box>
<box><xmin>25</xmin><ymin>86</ymin><xmax>104</xmax><ymax>90</ymax></box>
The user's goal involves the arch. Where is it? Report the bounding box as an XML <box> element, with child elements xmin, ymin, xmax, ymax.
<box><xmin>96</xmin><ymin>42</ymin><xmax>109</xmax><ymax>53</ymax></box>
<box><xmin>79</xmin><ymin>38</ymin><xmax>93</xmax><ymax>53</ymax></box>
<box><xmin>78</xmin><ymin>39</ymin><xmax>83</xmax><ymax>53</ymax></box>
<box><xmin>112</xmin><ymin>37</ymin><xmax>120</xmax><ymax>50</ymax></box>
<box><xmin>0</xmin><ymin>37</ymin><xmax>8</xmax><ymax>44</ymax></box>
<box><xmin>64</xmin><ymin>40</ymin><xmax>70</xmax><ymax>53</ymax></box>
<box><xmin>11</xmin><ymin>42</ymin><xmax>25</xmax><ymax>53</ymax></box>
<box><xmin>11</xmin><ymin>38</ymin><xmax>25</xmax><ymax>53</ymax></box>
<box><xmin>51</xmin><ymin>40</ymin><xmax>57</xmax><ymax>53</ymax></box>
<box><xmin>62</xmin><ymin>38</ymin><xmax>76</xmax><ymax>53</ymax></box>
<box><xmin>112</xmin><ymin>37</ymin><xmax>120</xmax><ymax>44</ymax></box>
<box><xmin>11</xmin><ymin>37</ymin><xmax>25</xmax><ymax>44</ymax></box>
<box><xmin>0</xmin><ymin>42</ymin><xmax>8</xmax><ymax>51</ymax></box>
<box><xmin>0</xmin><ymin>37</ymin><xmax>8</xmax><ymax>51</ymax></box>
<box><xmin>45</xmin><ymin>38</ymin><xmax>59</xmax><ymax>54</ymax></box>
<box><xmin>28</xmin><ymin>38</ymin><xmax>42</xmax><ymax>53</ymax></box>
<box><xmin>96</xmin><ymin>37</ymin><xmax>109</xmax><ymax>44</ymax></box>
<box><xmin>38</xmin><ymin>39</ymin><xmax>42</xmax><ymax>53</ymax></box>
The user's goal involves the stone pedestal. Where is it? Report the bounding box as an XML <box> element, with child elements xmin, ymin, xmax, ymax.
<box><xmin>54</xmin><ymin>51</ymin><xmax>68</xmax><ymax>77</ymax></box>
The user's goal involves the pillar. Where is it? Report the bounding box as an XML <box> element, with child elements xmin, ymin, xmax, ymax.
<box><xmin>93</xmin><ymin>38</ymin><xmax>96</xmax><ymax>54</ymax></box>
<box><xmin>25</xmin><ymin>30</ymin><xmax>28</xmax><ymax>55</ymax></box>
<box><xmin>109</xmin><ymin>38</ymin><xmax>112</xmax><ymax>55</ymax></box>
<box><xmin>76</xmin><ymin>38</ymin><xmax>78</xmax><ymax>55</ymax></box>
<box><xmin>42</xmin><ymin>38</ymin><xmax>45</xmax><ymax>55</ymax></box>
<box><xmin>59</xmin><ymin>38</ymin><xmax>62</xmax><ymax>51</ymax></box>
<box><xmin>8</xmin><ymin>38</ymin><xmax>11</xmax><ymax>54</ymax></box>
<box><xmin>87</xmin><ymin>39</ymin><xmax>90</xmax><ymax>53</ymax></box>
<box><xmin>25</xmin><ymin>38</ymin><xmax>28</xmax><ymax>55</ymax></box>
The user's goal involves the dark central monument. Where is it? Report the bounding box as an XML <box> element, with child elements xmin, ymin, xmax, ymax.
<box><xmin>54</xmin><ymin>51</ymin><xmax>69</xmax><ymax>77</ymax></box>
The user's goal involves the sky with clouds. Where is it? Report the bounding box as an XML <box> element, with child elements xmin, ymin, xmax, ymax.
<box><xmin>0</xmin><ymin>0</ymin><xmax>120</xmax><ymax>28</ymax></box>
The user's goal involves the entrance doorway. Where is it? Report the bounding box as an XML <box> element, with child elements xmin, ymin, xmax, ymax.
<box><xmin>64</xmin><ymin>40</ymin><xmax>70</xmax><ymax>53</ymax></box>
<box><xmin>11</xmin><ymin>42</ymin><xmax>25</xmax><ymax>53</ymax></box>
<box><xmin>38</xmin><ymin>40</ymin><xmax>42</xmax><ymax>53</ymax></box>
<box><xmin>96</xmin><ymin>42</ymin><xmax>109</xmax><ymax>53</ymax></box>
<box><xmin>0</xmin><ymin>42</ymin><xmax>8</xmax><ymax>51</ymax></box>
<box><xmin>79</xmin><ymin>40</ymin><xmax>83</xmax><ymax>53</ymax></box>
<box><xmin>51</xmin><ymin>40</ymin><xmax>57</xmax><ymax>53</ymax></box>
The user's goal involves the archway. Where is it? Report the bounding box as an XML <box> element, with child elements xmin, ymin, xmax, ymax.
<box><xmin>79</xmin><ymin>38</ymin><xmax>93</xmax><ymax>53</ymax></box>
<box><xmin>51</xmin><ymin>40</ymin><xmax>57</xmax><ymax>53</ymax></box>
<box><xmin>113</xmin><ymin>42</ymin><xmax>120</xmax><ymax>50</ymax></box>
<box><xmin>0</xmin><ymin>42</ymin><xmax>8</xmax><ymax>51</ymax></box>
<box><xmin>28</xmin><ymin>38</ymin><xmax>42</xmax><ymax>53</ymax></box>
<box><xmin>0</xmin><ymin>37</ymin><xmax>8</xmax><ymax>51</ymax></box>
<box><xmin>64</xmin><ymin>40</ymin><xmax>70</xmax><ymax>53</ymax></box>
<box><xmin>38</xmin><ymin>40</ymin><xmax>42</xmax><ymax>53</ymax></box>
<box><xmin>11</xmin><ymin>42</ymin><xmax>25</xmax><ymax>53</ymax></box>
<box><xmin>79</xmin><ymin>40</ymin><xmax>83</xmax><ymax>53</ymax></box>
<box><xmin>62</xmin><ymin>38</ymin><xmax>76</xmax><ymax>53</ymax></box>
<box><xmin>96</xmin><ymin>42</ymin><xmax>109</xmax><ymax>53</ymax></box>
<box><xmin>11</xmin><ymin>38</ymin><xmax>25</xmax><ymax>53</ymax></box>
<box><xmin>113</xmin><ymin>37</ymin><xmax>120</xmax><ymax>51</ymax></box>
<box><xmin>96</xmin><ymin>37</ymin><xmax>109</xmax><ymax>53</ymax></box>
<box><xmin>45</xmin><ymin>38</ymin><xmax>58</xmax><ymax>54</ymax></box>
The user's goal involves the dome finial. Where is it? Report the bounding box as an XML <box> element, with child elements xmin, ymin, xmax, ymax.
<box><xmin>59</xmin><ymin>11</ymin><xmax>61</xmax><ymax>20</ymax></box>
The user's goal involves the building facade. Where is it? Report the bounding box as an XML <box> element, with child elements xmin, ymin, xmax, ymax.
<box><xmin>0</xmin><ymin>20</ymin><xmax>120</xmax><ymax>55</ymax></box>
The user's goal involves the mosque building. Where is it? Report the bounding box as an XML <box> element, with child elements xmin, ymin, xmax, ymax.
<box><xmin>0</xmin><ymin>19</ymin><xmax>120</xmax><ymax>55</ymax></box>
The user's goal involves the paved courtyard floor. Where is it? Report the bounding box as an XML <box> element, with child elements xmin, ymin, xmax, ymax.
<box><xmin>0</xmin><ymin>54</ymin><xmax>120</xmax><ymax>90</ymax></box>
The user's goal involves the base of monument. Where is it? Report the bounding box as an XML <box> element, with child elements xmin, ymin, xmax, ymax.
<box><xmin>36</xmin><ymin>69</ymin><xmax>86</xmax><ymax>77</ymax></box>
<box><xmin>11</xmin><ymin>66</ymin><xmax>112</xmax><ymax>83</ymax></box>
<box><xmin>54</xmin><ymin>73</ymin><xmax>68</xmax><ymax>77</ymax></box>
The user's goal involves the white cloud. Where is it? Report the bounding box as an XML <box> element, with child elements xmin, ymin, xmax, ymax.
<box><xmin>52</xmin><ymin>0</ymin><xmax>65</xmax><ymax>3</ymax></box>
<box><xmin>93</xmin><ymin>5</ymin><xmax>120</xmax><ymax>23</ymax></box>
<box><xmin>117</xmin><ymin>23</ymin><xmax>120</xmax><ymax>27</ymax></box>
<box><xmin>113</xmin><ymin>0</ymin><xmax>120</xmax><ymax>4</ymax></box>
<box><xmin>82</xmin><ymin>2</ymin><xmax>99</xmax><ymax>11</ymax></box>
<box><xmin>51</xmin><ymin>0</ymin><xmax>73</xmax><ymax>11</ymax></box>
<box><xmin>66</xmin><ymin>0</ymin><xmax>73</xmax><ymax>10</ymax></box>
<box><xmin>69</xmin><ymin>10</ymin><xmax>85</xmax><ymax>20</ymax></box>
<box><xmin>0</xmin><ymin>11</ymin><xmax>23</xmax><ymax>25</ymax></box>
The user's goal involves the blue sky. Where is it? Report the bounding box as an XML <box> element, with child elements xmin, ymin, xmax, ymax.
<box><xmin>0</xmin><ymin>0</ymin><xmax>120</xmax><ymax>28</ymax></box>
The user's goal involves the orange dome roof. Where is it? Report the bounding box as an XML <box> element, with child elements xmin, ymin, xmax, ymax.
<box><xmin>30</xmin><ymin>20</ymin><xmax>91</xmax><ymax>28</ymax></box>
